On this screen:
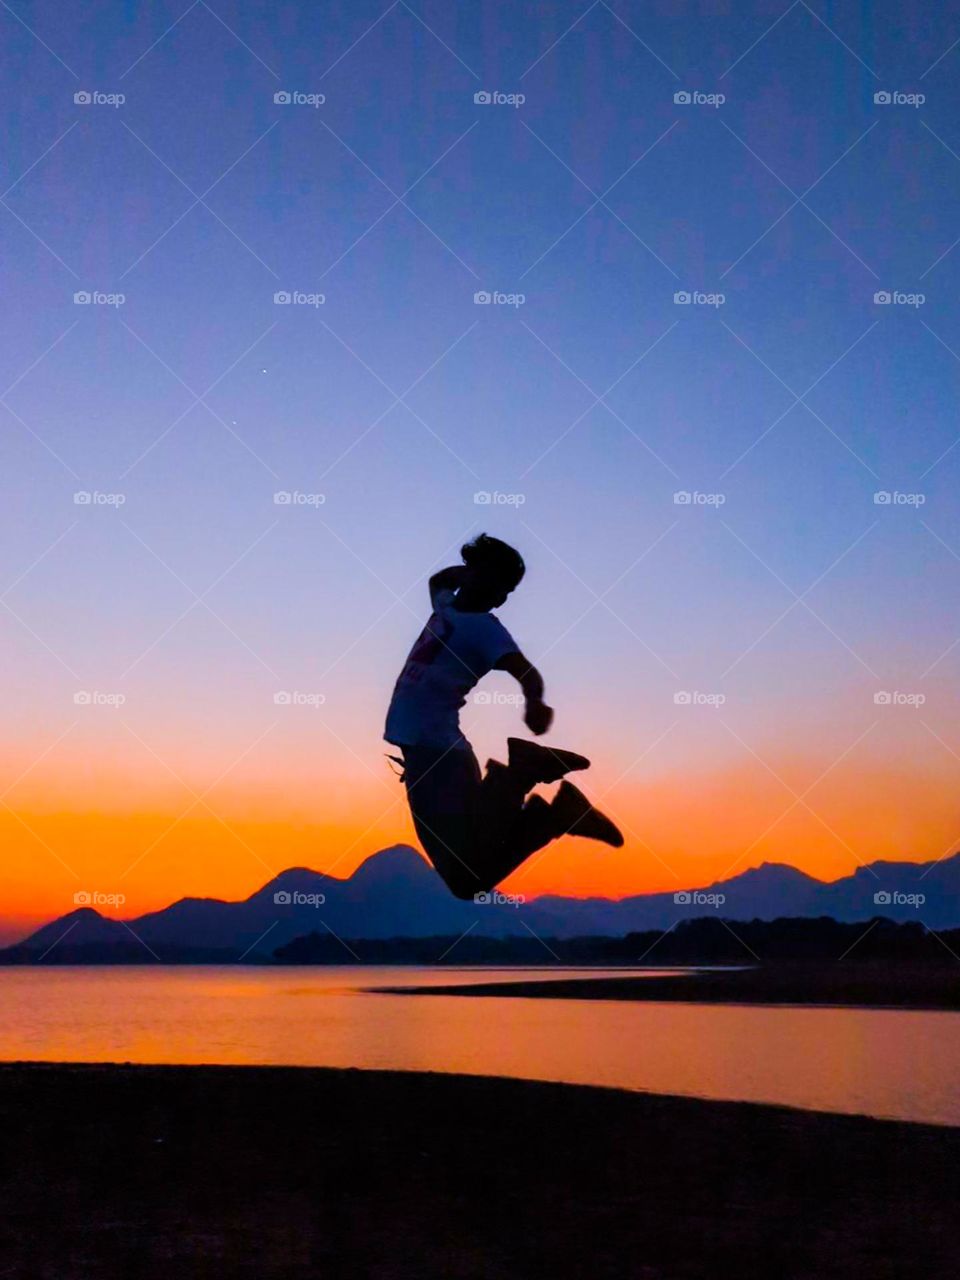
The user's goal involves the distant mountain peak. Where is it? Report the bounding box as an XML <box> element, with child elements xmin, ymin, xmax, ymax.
<box><xmin>246</xmin><ymin>865</ymin><xmax>338</xmax><ymax>902</ymax></box>
<box><xmin>68</xmin><ymin>906</ymin><xmax>105</xmax><ymax>921</ymax></box>
<box><xmin>267</xmin><ymin>865</ymin><xmax>326</xmax><ymax>885</ymax></box>
<box><xmin>721</xmin><ymin>862</ymin><xmax>822</xmax><ymax>887</ymax></box>
<box><xmin>855</xmin><ymin>852</ymin><xmax>960</xmax><ymax>876</ymax></box>
<box><xmin>243</xmin><ymin>849</ymin><xmax>428</xmax><ymax>905</ymax></box>
<box><xmin>350</xmin><ymin>844</ymin><xmax>429</xmax><ymax>882</ymax></box>
<box><xmin>18</xmin><ymin>904</ymin><xmax>128</xmax><ymax>950</ymax></box>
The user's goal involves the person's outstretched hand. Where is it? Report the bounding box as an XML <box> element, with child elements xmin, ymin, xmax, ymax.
<box><xmin>524</xmin><ymin>699</ymin><xmax>554</xmax><ymax>736</ymax></box>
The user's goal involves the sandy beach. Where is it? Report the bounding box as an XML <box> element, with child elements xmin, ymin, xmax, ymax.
<box><xmin>1</xmin><ymin>1062</ymin><xmax>957</xmax><ymax>1279</ymax></box>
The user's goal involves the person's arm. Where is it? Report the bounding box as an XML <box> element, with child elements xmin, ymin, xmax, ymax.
<box><xmin>492</xmin><ymin>650</ymin><xmax>554</xmax><ymax>735</ymax></box>
<box><xmin>428</xmin><ymin>565</ymin><xmax>466</xmax><ymax>608</ymax></box>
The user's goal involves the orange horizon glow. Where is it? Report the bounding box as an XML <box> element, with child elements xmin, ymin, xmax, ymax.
<box><xmin>2</xmin><ymin>744</ymin><xmax>957</xmax><ymax>943</ymax></box>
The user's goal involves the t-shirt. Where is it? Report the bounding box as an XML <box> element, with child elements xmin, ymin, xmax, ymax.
<box><xmin>384</xmin><ymin>587</ymin><xmax>520</xmax><ymax>749</ymax></box>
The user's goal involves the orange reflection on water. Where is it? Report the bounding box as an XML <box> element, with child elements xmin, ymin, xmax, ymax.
<box><xmin>1</xmin><ymin>966</ymin><xmax>959</xmax><ymax>1126</ymax></box>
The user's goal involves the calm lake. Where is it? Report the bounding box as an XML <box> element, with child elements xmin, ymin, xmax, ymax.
<box><xmin>1</xmin><ymin>965</ymin><xmax>958</xmax><ymax>1126</ymax></box>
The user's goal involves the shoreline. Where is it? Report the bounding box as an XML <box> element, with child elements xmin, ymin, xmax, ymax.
<box><xmin>377</xmin><ymin>960</ymin><xmax>960</xmax><ymax>1011</ymax></box>
<box><xmin>3</xmin><ymin>1061</ymin><xmax>960</xmax><ymax>1278</ymax></box>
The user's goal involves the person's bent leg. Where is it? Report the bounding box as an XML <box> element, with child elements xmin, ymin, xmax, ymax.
<box><xmin>478</xmin><ymin>757</ymin><xmax>528</xmax><ymax>815</ymax></box>
<box><xmin>401</xmin><ymin>743</ymin><xmax>621</xmax><ymax>899</ymax></box>
<box><xmin>402</xmin><ymin>745</ymin><xmax>486</xmax><ymax>900</ymax></box>
<box><xmin>471</xmin><ymin>779</ymin><xmax>624</xmax><ymax>890</ymax></box>
<box><xmin>473</xmin><ymin>793</ymin><xmax>560</xmax><ymax>889</ymax></box>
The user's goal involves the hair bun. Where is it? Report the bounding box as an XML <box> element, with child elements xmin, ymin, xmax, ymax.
<box><xmin>459</xmin><ymin>534</ymin><xmax>525</xmax><ymax>588</ymax></box>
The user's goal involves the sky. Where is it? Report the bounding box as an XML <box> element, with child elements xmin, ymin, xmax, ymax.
<box><xmin>2</xmin><ymin>0</ymin><xmax>960</xmax><ymax>942</ymax></box>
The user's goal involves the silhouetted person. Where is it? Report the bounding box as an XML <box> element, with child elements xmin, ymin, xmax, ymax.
<box><xmin>385</xmin><ymin>534</ymin><xmax>623</xmax><ymax>900</ymax></box>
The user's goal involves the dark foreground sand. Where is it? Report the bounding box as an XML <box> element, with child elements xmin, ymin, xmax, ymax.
<box><xmin>384</xmin><ymin>961</ymin><xmax>960</xmax><ymax>1010</ymax></box>
<box><xmin>1</xmin><ymin>1063</ymin><xmax>958</xmax><ymax>1279</ymax></box>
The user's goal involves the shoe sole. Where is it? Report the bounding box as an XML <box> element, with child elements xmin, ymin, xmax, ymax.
<box><xmin>553</xmin><ymin>782</ymin><xmax>624</xmax><ymax>847</ymax></box>
<box><xmin>508</xmin><ymin>739</ymin><xmax>591</xmax><ymax>779</ymax></box>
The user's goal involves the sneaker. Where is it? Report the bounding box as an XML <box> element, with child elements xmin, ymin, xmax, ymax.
<box><xmin>507</xmin><ymin>737</ymin><xmax>591</xmax><ymax>785</ymax></box>
<box><xmin>550</xmin><ymin>781</ymin><xmax>624</xmax><ymax>847</ymax></box>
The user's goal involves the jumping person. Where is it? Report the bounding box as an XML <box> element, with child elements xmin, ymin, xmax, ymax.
<box><xmin>384</xmin><ymin>534</ymin><xmax>623</xmax><ymax>901</ymax></box>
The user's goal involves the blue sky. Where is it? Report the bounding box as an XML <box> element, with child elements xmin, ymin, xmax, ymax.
<box><xmin>2</xmin><ymin>0</ymin><xmax>960</xmax><ymax>926</ymax></box>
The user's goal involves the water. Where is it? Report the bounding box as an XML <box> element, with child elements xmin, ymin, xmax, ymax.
<box><xmin>1</xmin><ymin>966</ymin><xmax>958</xmax><ymax>1126</ymax></box>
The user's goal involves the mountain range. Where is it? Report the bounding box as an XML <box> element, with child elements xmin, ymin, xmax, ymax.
<box><xmin>6</xmin><ymin>844</ymin><xmax>960</xmax><ymax>962</ymax></box>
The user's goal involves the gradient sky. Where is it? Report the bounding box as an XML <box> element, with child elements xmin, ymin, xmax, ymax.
<box><xmin>2</xmin><ymin>0</ymin><xmax>960</xmax><ymax>941</ymax></box>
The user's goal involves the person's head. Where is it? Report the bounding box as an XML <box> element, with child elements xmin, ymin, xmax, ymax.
<box><xmin>458</xmin><ymin>533</ymin><xmax>525</xmax><ymax>610</ymax></box>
